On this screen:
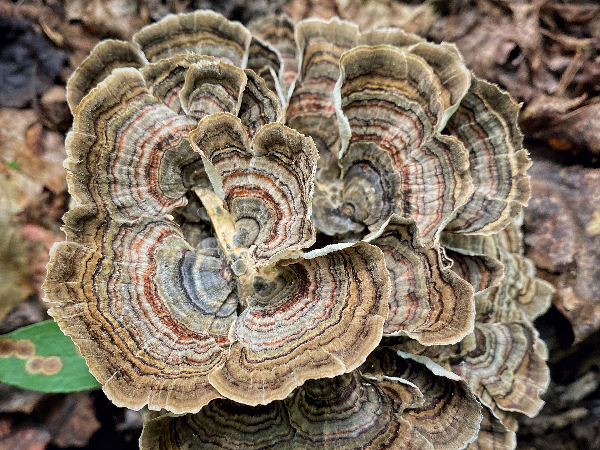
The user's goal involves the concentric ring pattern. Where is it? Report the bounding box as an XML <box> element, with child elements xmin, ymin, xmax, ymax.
<box><xmin>44</xmin><ymin>10</ymin><xmax>552</xmax><ymax>450</ymax></box>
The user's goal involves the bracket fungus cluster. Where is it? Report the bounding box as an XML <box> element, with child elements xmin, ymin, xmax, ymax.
<box><xmin>43</xmin><ymin>10</ymin><xmax>553</xmax><ymax>450</ymax></box>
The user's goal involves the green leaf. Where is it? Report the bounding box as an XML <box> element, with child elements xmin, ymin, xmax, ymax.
<box><xmin>7</xmin><ymin>160</ymin><xmax>20</xmax><ymax>170</ymax></box>
<box><xmin>0</xmin><ymin>320</ymin><xmax>101</xmax><ymax>393</ymax></box>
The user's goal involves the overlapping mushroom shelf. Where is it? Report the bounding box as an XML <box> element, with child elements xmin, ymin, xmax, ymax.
<box><xmin>46</xmin><ymin>55</ymin><xmax>391</xmax><ymax>411</ymax></box>
<box><xmin>141</xmin><ymin>351</ymin><xmax>482</xmax><ymax>450</ymax></box>
<box><xmin>43</xmin><ymin>10</ymin><xmax>552</xmax><ymax>450</ymax></box>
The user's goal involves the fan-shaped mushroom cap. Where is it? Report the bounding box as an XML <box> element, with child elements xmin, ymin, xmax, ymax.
<box><xmin>44</xmin><ymin>217</ymin><xmax>228</xmax><ymax>413</ymax></box>
<box><xmin>245</xmin><ymin>37</ymin><xmax>282</xmax><ymax>96</ymax></box>
<box><xmin>178</xmin><ymin>59</ymin><xmax>247</xmax><ymax>119</ymax></box>
<box><xmin>65</xmin><ymin>68</ymin><xmax>198</xmax><ymax>221</ymax></box>
<box><xmin>189</xmin><ymin>114</ymin><xmax>316</xmax><ymax>266</ymax></box>
<box><xmin>472</xmin><ymin>252</ymin><xmax>554</xmax><ymax>322</ymax></box>
<box><xmin>288</xmin><ymin>372</ymin><xmax>434</xmax><ymax>450</ymax></box>
<box><xmin>140</xmin><ymin>400</ymin><xmax>295</xmax><ymax>450</ymax></box>
<box><xmin>466</xmin><ymin>404</ymin><xmax>517</xmax><ymax>450</ymax></box>
<box><xmin>248</xmin><ymin>14</ymin><xmax>298</xmax><ymax>96</ymax></box>
<box><xmin>50</xmin><ymin>112</ymin><xmax>389</xmax><ymax>411</ymax></box>
<box><xmin>398</xmin><ymin>320</ymin><xmax>548</xmax><ymax>431</ymax></box>
<box><xmin>445</xmin><ymin>250</ymin><xmax>505</xmax><ymax>294</ymax></box>
<box><xmin>357</xmin><ymin>28</ymin><xmax>470</xmax><ymax>128</ymax></box>
<box><xmin>66</xmin><ymin>40</ymin><xmax>146</xmax><ymax>113</ymax></box>
<box><xmin>47</xmin><ymin>12</ymin><xmax>547</xmax><ymax>443</ymax></box>
<box><xmin>46</xmin><ymin>11</ymin><xmax>396</xmax><ymax>413</ymax></box>
<box><xmin>444</xmin><ymin>77</ymin><xmax>531</xmax><ymax>235</ymax></box>
<box><xmin>362</xmin><ymin>348</ymin><xmax>482</xmax><ymax>450</ymax></box>
<box><xmin>141</xmin><ymin>54</ymin><xmax>209</xmax><ymax>114</ymax></box>
<box><xmin>332</xmin><ymin>45</ymin><xmax>472</xmax><ymax>243</ymax></box>
<box><xmin>442</xmin><ymin>226</ymin><xmax>554</xmax><ymax>322</ymax></box>
<box><xmin>284</xmin><ymin>18</ymin><xmax>360</xmax><ymax>236</ymax></box>
<box><xmin>68</xmin><ymin>11</ymin><xmax>257</xmax><ymax>116</ymax></box>
<box><xmin>238</xmin><ymin>69</ymin><xmax>284</xmax><ymax>141</ymax></box>
<box><xmin>140</xmin><ymin>371</ymin><xmax>438</xmax><ymax>450</ymax></box>
<box><xmin>208</xmin><ymin>241</ymin><xmax>389</xmax><ymax>405</ymax></box>
<box><xmin>452</xmin><ymin>322</ymin><xmax>550</xmax><ymax>420</ymax></box>
<box><xmin>288</xmin><ymin>21</ymin><xmax>473</xmax><ymax>239</ymax></box>
<box><xmin>287</xmin><ymin>18</ymin><xmax>358</xmax><ymax>154</ymax></box>
<box><xmin>367</xmin><ymin>215</ymin><xmax>475</xmax><ymax>345</ymax></box>
<box><xmin>46</xmin><ymin>211</ymin><xmax>389</xmax><ymax>411</ymax></box>
<box><xmin>133</xmin><ymin>10</ymin><xmax>252</xmax><ymax>65</ymax></box>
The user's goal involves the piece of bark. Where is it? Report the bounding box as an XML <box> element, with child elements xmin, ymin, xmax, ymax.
<box><xmin>524</xmin><ymin>159</ymin><xmax>600</xmax><ymax>342</ymax></box>
<box><xmin>48</xmin><ymin>394</ymin><xmax>101</xmax><ymax>448</ymax></box>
